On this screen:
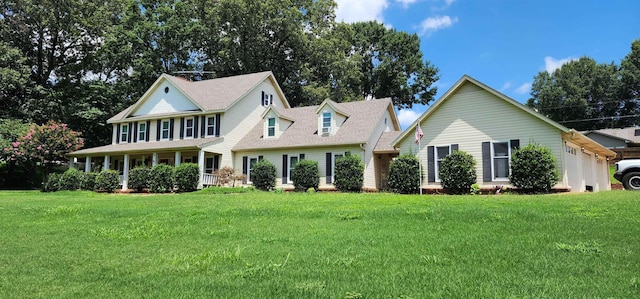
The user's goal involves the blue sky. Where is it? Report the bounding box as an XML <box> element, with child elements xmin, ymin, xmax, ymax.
<box><xmin>334</xmin><ymin>0</ymin><xmax>640</xmax><ymax>129</ymax></box>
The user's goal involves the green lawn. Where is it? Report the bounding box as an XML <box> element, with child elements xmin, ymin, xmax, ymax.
<box><xmin>1</xmin><ymin>190</ymin><xmax>639</xmax><ymax>298</ymax></box>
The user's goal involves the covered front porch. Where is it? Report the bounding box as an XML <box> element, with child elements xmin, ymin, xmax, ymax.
<box><xmin>69</xmin><ymin>137</ymin><xmax>224</xmax><ymax>191</ymax></box>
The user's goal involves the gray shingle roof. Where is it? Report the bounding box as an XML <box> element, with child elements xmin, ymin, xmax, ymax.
<box><xmin>108</xmin><ymin>71</ymin><xmax>276</xmax><ymax>122</ymax></box>
<box><xmin>374</xmin><ymin>131</ymin><xmax>401</xmax><ymax>153</ymax></box>
<box><xmin>70</xmin><ymin>137</ymin><xmax>220</xmax><ymax>156</ymax></box>
<box><xmin>233</xmin><ymin>98</ymin><xmax>399</xmax><ymax>151</ymax></box>
<box><xmin>587</xmin><ymin>127</ymin><xmax>640</xmax><ymax>144</ymax></box>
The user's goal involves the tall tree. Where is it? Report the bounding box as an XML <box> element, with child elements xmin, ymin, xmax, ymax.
<box><xmin>617</xmin><ymin>40</ymin><xmax>640</xmax><ymax>127</ymax></box>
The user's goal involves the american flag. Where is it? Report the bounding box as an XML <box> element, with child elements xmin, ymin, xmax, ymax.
<box><xmin>414</xmin><ymin>123</ymin><xmax>423</xmax><ymax>145</ymax></box>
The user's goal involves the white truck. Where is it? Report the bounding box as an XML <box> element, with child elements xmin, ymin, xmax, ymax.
<box><xmin>614</xmin><ymin>159</ymin><xmax>640</xmax><ymax>190</ymax></box>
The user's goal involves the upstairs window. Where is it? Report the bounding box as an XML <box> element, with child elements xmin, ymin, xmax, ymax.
<box><xmin>120</xmin><ymin>124</ymin><xmax>129</xmax><ymax>143</ymax></box>
<box><xmin>322</xmin><ymin>112</ymin><xmax>331</xmax><ymax>135</ymax></box>
<box><xmin>138</xmin><ymin>122</ymin><xmax>146</xmax><ymax>142</ymax></box>
<box><xmin>184</xmin><ymin>117</ymin><xmax>194</xmax><ymax>138</ymax></box>
<box><xmin>206</xmin><ymin>116</ymin><xmax>216</xmax><ymax>136</ymax></box>
<box><xmin>267</xmin><ymin>117</ymin><xmax>276</xmax><ymax>137</ymax></box>
<box><xmin>161</xmin><ymin>120</ymin><xmax>170</xmax><ymax>140</ymax></box>
<box><xmin>262</xmin><ymin>92</ymin><xmax>273</xmax><ymax>107</ymax></box>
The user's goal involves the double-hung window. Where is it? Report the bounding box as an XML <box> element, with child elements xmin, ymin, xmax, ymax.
<box><xmin>161</xmin><ymin>120</ymin><xmax>170</xmax><ymax>140</ymax></box>
<box><xmin>120</xmin><ymin>124</ymin><xmax>129</xmax><ymax>143</ymax></box>
<box><xmin>267</xmin><ymin>117</ymin><xmax>276</xmax><ymax>137</ymax></box>
<box><xmin>206</xmin><ymin>116</ymin><xmax>216</xmax><ymax>136</ymax></box>
<box><xmin>332</xmin><ymin>153</ymin><xmax>344</xmax><ymax>182</ymax></box>
<box><xmin>138</xmin><ymin>122</ymin><xmax>146</xmax><ymax>142</ymax></box>
<box><xmin>322</xmin><ymin>112</ymin><xmax>331</xmax><ymax>135</ymax></box>
<box><xmin>288</xmin><ymin>155</ymin><xmax>299</xmax><ymax>183</ymax></box>
<box><xmin>248</xmin><ymin>157</ymin><xmax>259</xmax><ymax>182</ymax></box>
<box><xmin>492</xmin><ymin>141</ymin><xmax>510</xmax><ymax>180</ymax></box>
<box><xmin>184</xmin><ymin>117</ymin><xmax>194</xmax><ymax>138</ymax></box>
<box><xmin>435</xmin><ymin>145</ymin><xmax>451</xmax><ymax>182</ymax></box>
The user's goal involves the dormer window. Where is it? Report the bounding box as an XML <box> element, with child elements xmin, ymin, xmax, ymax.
<box><xmin>262</xmin><ymin>91</ymin><xmax>273</xmax><ymax>107</ymax></box>
<box><xmin>120</xmin><ymin>124</ymin><xmax>129</xmax><ymax>143</ymax></box>
<box><xmin>267</xmin><ymin>117</ymin><xmax>276</xmax><ymax>137</ymax></box>
<box><xmin>322</xmin><ymin>112</ymin><xmax>331</xmax><ymax>135</ymax></box>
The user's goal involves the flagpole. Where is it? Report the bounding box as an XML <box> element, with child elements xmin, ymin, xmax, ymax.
<box><xmin>419</xmin><ymin>135</ymin><xmax>422</xmax><ymax>195</ymax></box>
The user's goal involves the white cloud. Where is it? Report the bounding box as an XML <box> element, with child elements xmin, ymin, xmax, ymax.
<box><xmin>544</xmin><ymin>56</ymin><xmax>577</xmax><ymax>73</ymax></box>
<box><xmin>500</xmin><ymin>81</ymin><xmax>512</xmax><ymax>91</ymax></box>
<box><xmin>334</xmin><ymin>0</ymin><xmax>389</xmax><ymax>23</ymax></box>
<box><xmin>515</xmin><ymin>82</ymin><xmax>532</xmax><ymax>94</ymax></box>
<box><xmin>418</xmin><ymin>15</ymin><xmax>458</xmax><ymax>36</ymax></box>
<box><xmin>397</xmin><ymin>109</ymin><xmax>420</xmax><ymax>128</ymax></box>
<box><xmin>396</xmin><ymin>0</ymin><xmax>417</xmax><ymax>8</ymax></box>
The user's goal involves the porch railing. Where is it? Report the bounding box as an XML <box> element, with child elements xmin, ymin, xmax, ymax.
<box><xmin>202</xmin><ymin>173</ymin><xmax>219</xmax><ymax>186</ymax></box>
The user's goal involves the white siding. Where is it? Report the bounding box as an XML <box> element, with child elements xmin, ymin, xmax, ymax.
<box><xmin>397</xmin><ymin>82</ymin><xmax>565</xmax><ymax>189</ymax></box>
<box><xmin>363</xmin><ymin>108</ymin><xmax>395</xmax><ymax>188</ymax></box>
<box><xmin>132</xmin><ymin>81</ymin><xmax>200</xmax><ymax>116</ymax></box>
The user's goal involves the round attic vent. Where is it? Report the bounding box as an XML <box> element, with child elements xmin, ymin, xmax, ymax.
<box><xmin>164</xmin><ymin>87</ymin><xmax>169</xmax><ymax>93</ymax></box>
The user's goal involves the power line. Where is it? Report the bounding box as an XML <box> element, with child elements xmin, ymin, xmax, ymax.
<box><xmin>557</xmin><ymin>114</ymin><xmax>640</xmax><ymax>124</ymax></box>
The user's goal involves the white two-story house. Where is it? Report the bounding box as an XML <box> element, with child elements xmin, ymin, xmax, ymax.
<box><xmin>70</xmin><ymin>71</ymin><xmax>402</xmax><ymax>191</ymax></box>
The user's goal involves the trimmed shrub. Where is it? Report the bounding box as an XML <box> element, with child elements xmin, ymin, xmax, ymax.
<box><xmin>80</xmin><ymin>172</ymin><xmax>98</xmax><ymax>191</ymax></box>
<box><xmin>387</xmin><ymin>154</ymin><xmax>422</xmax><ymax>194</ymax></box>
<box><xmin>59</xmin><ymin>168</ymin><xmax>82</xmax><ymax>191</ymax></box>
<box><xmin>334</xmin><ymin>153</ymin><xmax>364</xmax><ymax>192</ymax></box>
<box><xmin>42</xmin><ymin>173</ymin><xmax>62</xmax><ymax>192</ymax></box>
<box><xmin>174</xmin><ymin>163</ymin><xmax>200</xmax><ymax>192</ymax></box>
<box><xmin>128</xmin><ymin>167</ymin><xmax>150</xmax><ymax>192</ymax></box>
<box><xmin>149</xmin><ymin>164</ymin><xmax>174</xmax><ymax>193</ymax></box>
<box><xmin>510</xmin><ymin>143</ymin><xmax>559</xmax><ymax>193</ymax></box>
<box><xmin>439</xmin><ymin>150</ymin><xmax>477</xmax><ymax>195</ymax></box>
<box><xmin>291</xmin><ymin>159</ymin><xmax>319</xmax><ymax>192</ymax></box>
<box><xmin>95</xmin><ymin>170</ymin><xmax>120</xmax><ymax>193</ymax></box>
<box><xmin>251</xmin><ymin>159</ymin><xmax>277</xmax><ymax>191</ymax></box>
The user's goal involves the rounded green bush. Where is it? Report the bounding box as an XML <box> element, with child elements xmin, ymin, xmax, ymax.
<box><xmin>291</xmin><ymin>159</ymin><xmax>319</xmax><ymax>192</ymax></box>
<box><xmin>439</xmin><ymin>150</ymin><xmax>477</xmax><ymax>195</ymax></box>
<box><xmin>174</xmin><ymin>163</ymin><xmax>200</xmax><ymax>192</ymax></box>
<box><xmin>149</xmin><ymin>164</ymin><xmax>174</xmax><ymax>193</ymax></box>
<box><xmin>128</xmin><ymin>167</ymin><xmax>150</xmax><ymax>192</ymax></box>
<box><xmin>334</xmin><ymin>153</ymin><xmax>364</xmax><ymax>192</ymax></box>
<box><xmin>387</xmin><ymin>154</ymin><xmax>422</xmax><ymax>194</ymax></box>
<box><xmin>42</xmin><ymin>173</ymin><xmax>62</xmax><ymax>192</ymax></box>
<box><xmin>251</xmin><ymin>159</ymin><xmax>277</xmax><ymax>191</ymax></box>
<box><xmin>59</xmin><ymin>168</ymin><xmax>82</xmax><ymax>191</ymax></box>
<box><xmin>95</xmin><ymin>170</ymin><xmax>120</xmax><ymax>193</ymax></box>
<box><xmin>510</xmin><ymin>143</ymin><xmax>558</xmax><ymax>193</ymax></box>
<box><xmin>80</xmin><ymin>172</ymin><xmax>98</xmax><ymax>191</ymax></box>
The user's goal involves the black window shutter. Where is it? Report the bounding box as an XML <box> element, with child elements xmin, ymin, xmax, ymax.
<box><xmin>300</xmin><ymin>154</ymin><xmax>305</xmax><ymax>160</ymax></box>
<box><xmin>194</xmin><ymin>116</ymin><xmax>199</xmax><ymax>139</ymax></box>
<box><xmin>326</xmin><ymin>152</ymin><xmax>332</xmax><ymax>184</ymax></box>
<box><xmin>128</xmin><ymin>122</ymin><xmax>133</xmax><ymax>142</ymax></box>
<box><xmin>261</xmin><ymin>91</ymin><xmax>265</xmax><ymax>105</ymax></box>
<box><xmin>215</xmin><ymin>114</ymin><xmax>221</xmax><ymax>137</ymax></box>
<box><xmin>116</xmin><ymin>124</ymin><xmax>121</xmax><ymax>144</ymax></box>
<box><xmin>132</xmin><ymin>159</ymin><xmax>136</xmax><ymax>167</ymax></box>
<box><xmin>258</xmin><ymin>155</ymin><xmax>263</xmax><ymax>161</ymax></box>
<box><xmin>146</xmin><ymin>120</ymin><xmax>150</xmax><ymax>142</ymax></box>
<box><xmin>169</xmin><ymin>118</ymin><xmax>174</xmax><ymax>140</ymax></box>
<box><xmin>156</xmin><ymin>120</ymin><xmax>161</xmax><ymax>141</ymax></box>
<box><xmin>114</xmin><ymin>160</ymin><xmax>118</xmax><ymax>170</ymax></box>
<box><xmin>482</xmin><ymin>142</ymin><xmax>492</xmax><ymax>182</ymax></box>
<box><xmin>427</xmin><ymin>146</ymin><xmax>435</xmax><ymax>183</ymax></box>
<box><xmin>192</xmin><ymin>156</ymin><xmax>197</xmax><ymax>163</ymax></box>
<box><xmin>213</xmin><ymin>155</ymin><xmax>219</xmax><ymax>170</ymax></box>
<box><xmin>200</xmin><ymin>116</ymin><xmax>206</xmax><ymax>138</ymax></box>
<box><xmin>451</xmin><ymin>144</ymin><xmax>459</xmax><ymax>152</ymax></box>
<box><xmin>179</xmin><ymin>117</ymin><xmax>185</xmax><ymax>139</ymax></box>
<box><xmin>282</xmin><ymin>154</ymin><xmax>288</xmax><ymax>183</ymax></box>
<box><xmin>242</xmin><ymin>156</ymin><xmax>248</xmax><ymax>184</ymax></box>
<box><xmin>133</xmin><ymin>122</ymin><xmax>138</xmax><ymax>142</ymax></box>
<box><xmin>510</xmin><ymin>139</ymin><xmax>520</xmax><ymax>151</ymax></box>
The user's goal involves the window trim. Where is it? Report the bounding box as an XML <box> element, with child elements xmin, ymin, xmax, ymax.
<box><xmin>206</xmin><ymin>116</ymin><xmax>216</xmax><ymax>137</ymax></box>
<box><xmin>435</xmin><ymin>145</ymin><xmax>452</xmax><ymax>182</ymax></box>
<box><xmin>247</xmin><ymin>156</ymin><xmax>259</xmax><ymax>183</ymax></box>
<box><xmin>184</xmin><ymin>117</ymin><xmax>195</xmax><ymax>139</ymax></box>
<box><xmin>491</xmin><ymin>141</ymin><xmax>511</xmax><ymax>181</ymax></box>
<box><xmin>322</xmin><ymin>111</ymin><xmax>332</xmax><ymax>135</ymax></box>
<box><xmin>161</xmin><ymin>120</ymin><xmax>170</xmax><ymax>140</ymax></box>
<box><xmin>137</xmin><ymin>122</ymin><xmax>146</xmax><ymax>142</ymax></box>
<box><xmin>288</xmin><ymin>155</ymin><xmax>299</xmax><ymax>184</ymax></box>
<box><xmin>120</xmin><ymin>124</ymin><xmax>129</xmax><ymax>143</ymax></box>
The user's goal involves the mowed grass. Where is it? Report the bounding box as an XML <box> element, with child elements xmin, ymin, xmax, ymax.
<box><xmin>1</xmin><ymin>190</ymin><xmax>639</xmax><ymax>298</ymax></box>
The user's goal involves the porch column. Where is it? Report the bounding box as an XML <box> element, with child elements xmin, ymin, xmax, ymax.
<box><xmin>103</xmin><ymin>156</ymin><xmax>110</xmax><ymax>171</ymax></box>
<box><xmin>175</xmin><ymin>151</ymin><xmax>181</xmax><ymax>166</ymax></box>
<box><xmin>152</xmin><ymin>153</ymin><xmax>158</xmax><ymax>166</ymax></box>
<box><xmin>198</xmin><ymin>149</ymin><xmax>205</xmax><ymax>189</ymax></box>
<box><xmin>85</xmin><ymin>156</ymin><xmax>91</xmax><ymax>172</ymax></box>
<box><xmin>122</xmin><ymin>154</ymin><xmax>130</xmax><ymax>190</ymax></box>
